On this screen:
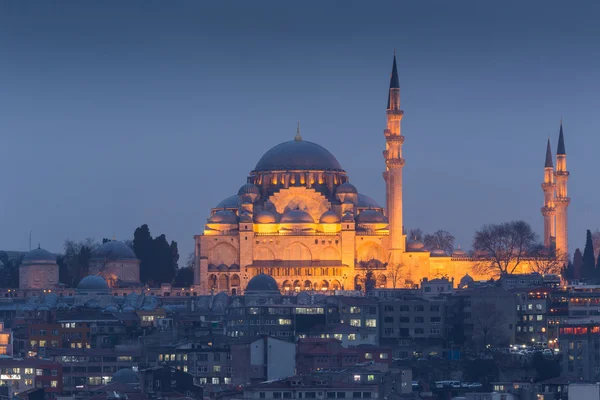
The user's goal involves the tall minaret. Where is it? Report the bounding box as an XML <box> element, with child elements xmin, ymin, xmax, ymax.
<box><xmin>383</xmin><ymin>54</ymin><xmax>405</xmax><ymax>265</ymax></box>
<box><xmin>554</xmin><ymin>122</ymin><xmax>570</xmax><ymax>259</ymax></box>
<box><xmin>541</xmin><ymin>139</ymin><xmax>556</xmax><ymax>248</ymax></box>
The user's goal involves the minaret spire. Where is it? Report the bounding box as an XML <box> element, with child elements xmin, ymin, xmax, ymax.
<box><xmin>387</xmin><ymin>54</ymin><xmax>400</xmax><ymax>109</ymax></box>
<box><xmin>545</xmin><ymin>139</ymin><xmax>553</xmax><ymax>168</ymax></box>
<box><xmin>294</xmin><ymin>122</ymin><xmax>302</xmax><ymax>141</ymax></box>
<box><xmin>554</xmin><ymin>121</ymin><xmax>570</xmax><ymax>260</ymax></box>
<box><xmin>541</xmin><ymin>139</ymin><xmax>556</xmax><ymax>248</ymax></box>
<box><xmin>557</xmin><ymin>121</ymin><xmax>566</xmax><ymax>155</ymax></box>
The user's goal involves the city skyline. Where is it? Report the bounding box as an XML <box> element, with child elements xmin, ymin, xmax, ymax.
<box><xmin>1</xmin><ymin>1</ymin><xmax>599</xmax><ymax>259</ymax></box>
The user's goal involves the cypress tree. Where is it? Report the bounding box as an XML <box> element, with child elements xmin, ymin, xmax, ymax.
<box><xmin>582</xmin><ymin>230</ymin><xmax>596</xmax><ymax>280</ymax></box>
<box><xmin>573</xmin><ymin>248</ymin><xmax>584</xmax><ymax>279</ymax></box>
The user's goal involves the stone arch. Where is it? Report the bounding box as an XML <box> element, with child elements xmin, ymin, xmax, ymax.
<box><xmin>208</xmin><ymin>274</ymin><xmax>217</xmax><ymax>290</ymax></box>
<box><xmin>320</xmin><ymin>280</ymin><xmax>329</xmax><ymax>290</ymax></box>
<box><xmin>357</xmin><ymin>242</ymin><xmax>384</xmax><ymax>263</ymax></box>
<box><xmin>218</xmin><ymin>274</ymin><xmax>229</xmax><ymax>290</ymax></box>
<box><xmin>293</xmin><ymin>280</ymin><xmax>301</xmax><ymax>291</ymax></box>
<box><xmin>230</xmin><ymin>274</ymin><xmax>240</xmax><ymax>287</ymax></box>
<box><xmin>255</xmin><ymin>246</ymin><xmax>275</xmax><ymax>261</ymax></box>
<box><xmin>319</xmin><ymin>246</ymin><xmax>340</xmax><ymax>261</ymax></box>
<box><xmin>211</xmin><ymin>242</ymin><xmax>239</xmax><ymax>265</ymax></box>
<box><xmin>377</xmin><ymin>274</ymin><xmax>387</xmax><ymax>288</ymax></box>
<box><xmin>282</xmin><ymin>280</ymin><xmax>292</xmax><ymax>292</ymax></box>
<box><xmin>283</xmin><ymin>242</ymin><xmax>312</xmax><ymax>261</ymax></box>
<box><xmin>304</xmin><ymin>280</ymin><xmax>312</xmax><ymax>290</ymax></box>
<box><xmin>331</xmin><ymin>280</ymin><xmax>342</xmax><ymax>290</ymax></box>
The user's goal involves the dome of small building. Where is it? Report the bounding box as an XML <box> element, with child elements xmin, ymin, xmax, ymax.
<box><xmin>208</xmin><ymin>210</ymin><xmax>238</xmax><ymax>224</ymax></box>
<box><xmin>319</xmin><ymin>210</ymin><xmax>340</xmax><ymax>224</ymax></box>
<box><xmin>254</xmin><ymin>210</ymin><xmax>277</xmax><ymax>224</ymax></box>
<box><xmin>407</xmin><ymin>240</ymin><xmax>425</xmax><ymax>251</ymax></box>
<box><xmin>355</xmin><ymin>209</ymin><xmax>388</xmax><ymax>224</ymax></box>
<box><xmin>238</xmin><ymin>183</ymin><xmax>260</xmax><ymax>196</ymax></box>
<box><xmin>111</xmin><ymin>368</ymin><xmax>139</xmax><ymax>384</ymax></box>
<box><xmin>77</xmin><ymin>275</ymin><xmax>109</xmax><ymax>291</ymax></box>
<box><xmin>459</xmin><ymin>273</ymin><xmax>474</xmax><ymax>288</ymax></box>
<box><xmin>22</xmin><ymin>247</ymin><xmax>56</xmax><ymax>265</ymax></box>
<box><xmin>452</xmin><ymin>247</ymin><xmax>467</xmax><ymax>257</ymax></box>
<box><xmin>253</xmin><ymin>140</ymin><xmax>344</xmax><ymax>172</ymax></box>
<box><xmin>336</xmin><ymin>182</ymin><xmax>358</xmax><ymax>194</ymax></box>
<box><xmin>93</xmin><ymin>240</ymin><xmax>137</xmax><ymax>261</ymax></box>
<box><xmin>104</xmin><ymin>305</ymin><xmax>119</xmax><ymax>313</ymax></box>
<box><xmin>246</xmin><ymin>274</ymin><xmax>279</xmax><ymax>293</ymax></box>
<box><xmin>430</xmin><ymin>249</ymin><xmax>447</xmax><ymax>257</ymax></box>
<box><xmin>281</xmin><ymin>209</ymin><xmax>314</xmax><ymax>224</ymax></box>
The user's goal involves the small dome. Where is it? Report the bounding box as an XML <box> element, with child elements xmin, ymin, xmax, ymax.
<box><xmin>216</xmin><ymin>194</ymin><xmax>240</xmax><ymax>209</ymax></box>
<box><xmin>122</xmin><ymin>306</ymin><xmax>135</xmax><ymax>312</ymax></box>
<box><xmin>208</xmin><ymin>210</ymin><xmax>238</xmax><ymax>224</ymax></box>
<box><xmin>255</xmin><ymin>210</ymin><xmax>277</xmax><ymax>224</ymax></box>
<box><xmin>111</xmin><ymin>368</ymin><xmax>139</xmax><ymax>384</ymax></box>
<box><xmin>104</xmin><ymin>305</ymin><xmax>119</xmax><ymax>313</ymax></box>
<box><xmin>246</xmin><ymin>274</ymin><xmax>279</xmax><ymax>293</ymax></box>
<box><xmin>77</xmin><ymin>275</ymin><xmax>109</xmax><ymax>291</ymax></box>
<box><xmin>319</xmin><ymin>210</ymin><xmax>340</xmax><ymax>224</ymax></box>
<box><xmin>238</xmin><ymin>183</ymin><xmax>260</xmax><ymax>196</ymax></box>
<box><xmin>281</xmin><ymin>209</ymin><xmax>314</xmax><ymax>224</ymax></box>
<box><xmin>407</xmin><ymin>240</ymin><xmax>425</xmax><ymax>251</ymax></box>
<box><xmin>217</xmin><ymin>264</ymin><xmax>228</xmax><ymax>272</ymax></box>
<box><xmin>336</xmin><ymin>182</ymin><xmax>358</xmax><ymax>194</ymax></box>
<box><xmin>22</xmin><ymin>247</ymin><xmax>56</xmax><ymax>265</ymax></box>
<box><xmin>93</xmin><ymin>240</ymin><xmax>137</xmax><ymax>261</ymax></box>
<box><xmin>460</xmin><ymin>273</ymin><xmax>474</xmax><ymax>287</ymax></box>
<box><xmin>357</xmin><ymin>194</ymin><xmax>382</xmax><ymax>209</ymax></box>
<box><xmin>430</xmin><ymin>249</ymin><xmax>447</xmax><ymax>257</ymax></box>
<box><xmin>355</xmin><ymin>209</ymin><xmax>388</xmax><ymax>224</ymax></box>
<box><xmin>452</xmin><ymin>248</ymin><xmax>467</xmax><ymax>257</ymax></box>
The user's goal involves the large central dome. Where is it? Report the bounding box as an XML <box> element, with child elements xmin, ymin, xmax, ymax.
<box><xmin>253</xmin><ymin>140</ymin><xmax>344</xmax><ymax>172</ymax></box>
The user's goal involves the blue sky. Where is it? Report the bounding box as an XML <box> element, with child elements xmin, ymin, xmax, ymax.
<box><xmin>1</xmin><ymin>0</ymin><xmax>599</xmax><ymax>259</ymax></box>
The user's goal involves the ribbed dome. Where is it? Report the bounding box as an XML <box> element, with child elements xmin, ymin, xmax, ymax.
<box><xmin>254</xmin><ymin>210</ymin><xmax>277</xmax><ymax>224</ymax></box>
<box><xmin>93</xmin><ymin>241</ymin><xmax>137</xmax><ymax>261</ymax></box>
<box><xmin>78</xmin><ymin>275</ymin><xmax>109</xmax><ymax>291</ymax></box>
<box><xmin>111</xmin><ymin>368</ymin><xmax>139</xmax><ymax>384</ymax></box>
<box><xmin>281</xmin><ymin>209</ymin><xmax>314</xmax><ymax>224</ymax></box>
<box><xmin>407</xmin><ymin>240</ymin><xmax>425</xmax><ymax>251</ymax></box>
<box><xmin>336</xmin><ymin>182</ymin><xmax>358</xmax><ymax>194</ymax></box>
<box><xmin>253</xmin><ymin>140</ymin><xmax>344</xmax><ymax>172</ymax></box>
<box><xmin>208</xmin><ymin>210</ymin><xmax>238</xmax><ymax>224</ymax></box>
<box><xmin>452</xmin><ymin>248</ymin><xmax>467</xmax><ymax>257</ymax></box>
<box><xmin>319</xmin><ymin>210</ymin><xmax>340</xmax><ymax>224</ymax></box>
<box><xmin>22</xmin><ymin>247</ymin><xmax>56</xmax><ymax>265</ymax></box>
<box><xmin>355</xmin><ymin>209</ymin><xmax>388</xmax><ymax>224</ymax></box>
<box><xmin>238</xmin><ymin>183</ymin><xmax>260</xmax><ymax>196</ymax></box>
<box><xmin>246</xmin><ymin>274</ymin><xmax>279</xmax><ymax>293</ymax></box>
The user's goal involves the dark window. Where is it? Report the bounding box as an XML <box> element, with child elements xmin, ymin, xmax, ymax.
<box><xmin>384</xmin><ymin>317</ymin><xmax>394</xmax><ymax>323</ymax></box>
<box><xmin>337</xmin><ymin>393</ymin><xmax>346</xmax><ymax>398</ymax></box>
<box><xmin>399</xmin><ymin>317</ymin><xmax>409</xmax><ymax>323</ymax></box>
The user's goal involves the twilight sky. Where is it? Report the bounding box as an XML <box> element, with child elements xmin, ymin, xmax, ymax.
<box><xmin>1</xmin><ymin>0</ymin><xmax>599</xmax><ymax>260</ymax></box>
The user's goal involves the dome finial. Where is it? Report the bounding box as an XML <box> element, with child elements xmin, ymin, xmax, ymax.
<box><xmin>294</xmin><ymin>122</ymin><xmax>302</xmax><ymax>141</ymax></box>
<box><xmin>37</xmin><ymin>242</ymin><xmax>41</xmax><ymax>249</ymax></box>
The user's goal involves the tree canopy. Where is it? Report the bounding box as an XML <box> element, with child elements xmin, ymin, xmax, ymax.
<box><xmin>472</xmin><ymin>220</ymin><xmax>538</xmax><ymax>276</ymax></box>
<box><xmin>133</xmin><ymin>224</ymin><xmax>179</xmax><ymax>286</ymax></box>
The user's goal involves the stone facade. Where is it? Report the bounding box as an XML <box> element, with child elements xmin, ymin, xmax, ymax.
<box><xmin>19</xmin><ymin>247</ymin><xmax>59</xmax><ymax>290</ymax></box>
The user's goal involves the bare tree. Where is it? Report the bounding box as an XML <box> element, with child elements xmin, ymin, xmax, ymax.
<box><xmin>529</xmin><ymin>245</ymin><xmax>564</xmax><ymax>275</ymax></box>
<box><xmin>424</xmin><ymin>230</ymin><xmax>455</xmax><ymax>254</ymax></box>
<box><xmin>356</xmin><ymin>259</ymin><xmax>387</xmax><ymax>293</ymax></box>
<box><xmin>409</xmin><ymin>228</ymin><xmax>424</xmax><ymax>242</ymax></box>
<box><xmin>186</xmin><ymin>251</ymin><xmax>196</xmax><ymax>269</ymax></box>
<box><xmin>471</xmin><ymin>302</ymin><xmax>507</xmax><ymax>348</ymax></box>
<box><xmin>387</xmin><ymin>263</ymin><xmax>404</xmax><ymax>288</ymax></box>
<box><xmin>473</xmin><ymin>220</ymin><xmax>538</xmax><ymax>277</ymax></box>
<box><xmin>592</xmin><ymin>230</ymin><xmax>600</xmax><ymax>259</ymax></box>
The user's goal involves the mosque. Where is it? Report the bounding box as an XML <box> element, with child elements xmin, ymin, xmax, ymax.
<box><xmin>194</xmin><ymin>55</ymin><xmax>571</xmax><ymax>295</ymax></box>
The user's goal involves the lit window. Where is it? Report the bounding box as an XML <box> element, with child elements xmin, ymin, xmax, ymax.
<box><xmin>353</xmin><ymin>375</ymin><xmax>361</xmax><ymax>382</ymax></box>
<box><xmin>366</xmin><ymin>319</ymin><xmax>377</xmax><ymax>328</ymax></box>
<box><xmin>224</xmin><ymin>377</ymin><xmax>232</xmax><ymax>384</ymax></box>
<box><xmin>537</xmin><ymin>315</ymin><xmax>544</xmax><ymax>321</ymax></box>
<box><xmin>350</xmin><ymin>319</ymin><xmax>361</xmax><ymax>327</ymax></box>
<box><xmin>36</xmin><ymin>369</ymin><xmax>43</xmax><ymax>376</ymax></box>
<box><xmin>334</xmin><ymin>334</ymin><xmax>343</xmax><ymax>341</ymax></box>
<box><xmin>51</xmin><ymin>381</ymin><xmax>58</xmax><ymax>388</ymax></box>
<box><xmin>183</xmin><ymin>366</ymin><xmax>188</xmax><ymax>372</ymax></box>
<box><xmin>279</xmin><ymin>319</ymin><xmax>292</xmax><ymax>325</ymax></box>
<box><xmin>212</xmin><ymin>377</ymin><xmax>220</xmax><ymax>384</ymax></box>
<box><xmin>213</xmin><ymin>366</ymin><xmax>221</xmax><ymax>372</ymax></box>
<box><xmin>365</xmin><ymin>353</ymin><xmax>373</xmax><ymax>359</ymax></box>
<box><xmin>348</xmin><ymin>334</ymin><xmax>356</xmax><ymax>341</ymax></box>
<box><xmin>25</xmin><ymin>379</ymin><xmax>33</xmax><ymax>385</ymax></box>
<box><xmin>380</xmin><ymin>353</ymin><xmax>389</xmax><ymax>359</ymax></box>
<box><xmin>24</xmin><ymin>368</ymin><xmax>33</xmax><ymax>375</ymax></box>
<box><xmin>367</xmin><ymin>375</ymin><xmax>375</xmax><ymax>382</ymax></box>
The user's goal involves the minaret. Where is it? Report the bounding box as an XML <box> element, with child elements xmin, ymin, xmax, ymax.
<box><xmin>554</xmin><ymin>122</ymin><xmax>570</xmax><ymax>259</ymax></box>
<box><xmin>383</xmin><ymin>53</ymin><xmax>405</xmax><ymax>265</ymax></box>
<box><xmin>541</xmin><ymin>139</ymin><xmax>556</xmax><ymax>248</ymax></box>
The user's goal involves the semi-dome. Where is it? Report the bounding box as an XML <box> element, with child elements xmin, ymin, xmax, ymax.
<box><xmin>281</xmin><ymin>209</ymin><xmax>314</xmax><ymax>224</ymax></box>
<box><xmin>78</xmin><ymin>275</ymin><xmax>109</xmax><ymax>291</ymax></box>
<box><xmin>111</xmin><ymin>368</ymin><xmax>139</xmax><ymax>384</ymax></box>
<box><xmin>255</xmin><ymin>210</ymin><xmax>277</xmax><ymax>224</ymax></box>
<box><xmin>355</xmin><ymin>209</ymin><xmax>388</xmax><ymax>224</ymax></box>
<box><xmin>93</xmin><ymin>240</ymin><xmax>137</xmax><ymax>261</ymax></box>
<box><xmin>208</xmin><ymin>210</ymin><xmax>238</xmax><ymax>224</ymax></box>
<box><xmin>246</xmin><ymin>274</ymin><xmax>279</xmax><ymax>293</ymax></box>
<box><xmin>238</xmin><ymin>183</ymin><xmax>260</xmax><ymax>196</ymax></box>
<box><xmin>319</xmin><ymin>210</ymin><xmax>340</xmax><ymax>224</ymax></box>
<box><xmin>253</xmin><ymin>140</ymin><xmax>344</xmax><ymax>172</ymax></box>
<box><xmin>22</xmin><ymin>247</ymin><xmax>56</xmax><ymax>265</ymax></box>
<box><xmin>407</xmin><ymin>240</ymin><xmax>425</xmax><ymax>251</ymax></box>
<box><xmin>336</xmin><ymin>182</ymin><xmax>358</xmax><ymax>194</ymax></box>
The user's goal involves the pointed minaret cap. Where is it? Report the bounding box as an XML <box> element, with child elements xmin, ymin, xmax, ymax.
<box><xmin>389</xmin><ymin>54</ymin><xmax>399</xmax><ymax>89</ymax></box>
<box><xmin>557</xmin><ymin>121</ymin><xmax>566</xmax><ymax>155</ymax></box>
<box><xmin>545</xmin><ymin>138</ymin><xmax>553</xmax><ymax>168</ymax></box>
<box><xmin>294</xmin><ymin>122</ymin><xmax>302</xmax><ymax>142</ymax></box>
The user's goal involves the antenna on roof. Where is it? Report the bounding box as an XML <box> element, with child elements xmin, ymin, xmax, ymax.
<box><xmin>29</xmin><ymin>231</ymin><xmax>32</xmax><ymax>251</ymax></box>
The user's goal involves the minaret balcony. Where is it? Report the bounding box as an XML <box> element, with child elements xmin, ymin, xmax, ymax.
<box><xmin>541</xmin><ymin>206</ymin><xmax>556</xmax><ymax>217</ymax></box>
<box><xmin>554</xmin><ymin>171</ymin><xmax>570</xmax><ymax>177</ymax></box>
<box><xmin>386</xmin><ymin>158</ymin><xmax>405</xmax><ymax>167</ymax></box>
<box><xmin>541</xmin><ymin>182</ymin><xmax>555</xmax><ymax>190</ymax></box>
<box><xmin>555</xmin><ymin>197</ymin><xmax>571</xmax><ymax>206</ymax></box>
<box><xmin>386</xmin><ymin>109</ymin><xmax>404</xmax><ymax>116</ymax></box>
